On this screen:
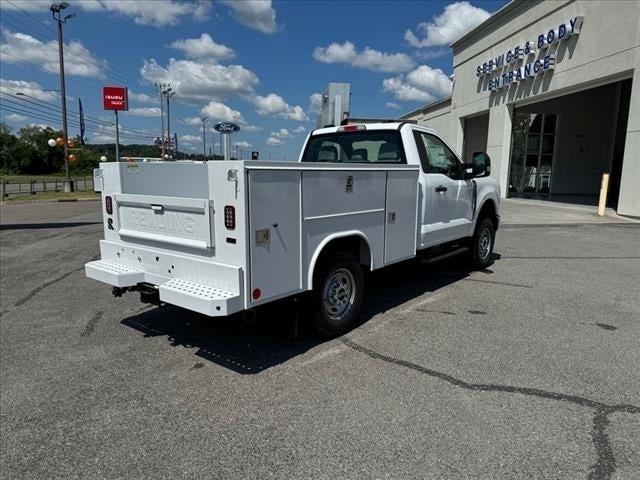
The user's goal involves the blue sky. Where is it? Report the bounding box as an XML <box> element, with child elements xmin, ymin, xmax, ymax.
<box><xmin>0</xmin><ymin>0</ymin><xmax>506</xmax><ymax>159</ymax></box>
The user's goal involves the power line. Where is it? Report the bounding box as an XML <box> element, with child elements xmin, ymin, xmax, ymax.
<box><xmin>1</xmin><ymin>103</ymin><xmax>156</xmax><ymax>142</ymax></box>
<box><xmin>0</xmin><ymin>85</ymin><xmax>161</xmax><ymax>136</ymax></box>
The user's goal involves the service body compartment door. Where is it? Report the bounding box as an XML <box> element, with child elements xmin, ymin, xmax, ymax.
<box><xmin>248</xmin><ymin>170</ymin><xmax>301</xmax><ymax>303</ymax></box>
<box><xmin>116</xmin><ymin>193</ymin><xmax>213</xmax><ymax>251</ymax></box>
<box><xmin>384</xmin><ymin>170</ymin><xmax>419</xmax><ymax>265</ymax></box>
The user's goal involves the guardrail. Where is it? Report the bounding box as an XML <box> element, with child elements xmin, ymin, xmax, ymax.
<box><xmin>1</xmin><ymin>177</ymin><xmax>94</xmax><ymax>197</ymax></box>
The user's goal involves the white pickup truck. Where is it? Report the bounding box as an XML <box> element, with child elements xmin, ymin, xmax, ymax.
<box><xmin>86</xmin><ymin>121</ymin><xmax>500</xmax><ymax>336</ymax></box>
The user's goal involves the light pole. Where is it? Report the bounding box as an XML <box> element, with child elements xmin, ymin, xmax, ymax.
<box><xmin>201</xmin><ymin>117</ymin><xmax>208</xmax><ymax>160</ymax></box>
<box><xmin>50</xmin><ymin>2</ymin><xmax>75</xmax><ymax>192</ymax></box>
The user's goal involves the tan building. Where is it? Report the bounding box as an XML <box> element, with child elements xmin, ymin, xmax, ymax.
<box><xmin>400</xmin><ymin>0</ymin><xmax>640</xmax><ymax>217</ymax></box>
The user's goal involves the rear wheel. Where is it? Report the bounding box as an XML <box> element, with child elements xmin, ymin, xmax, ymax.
<box><xmin>312</xmin><ymin>252</ymin><xmax>364</xmax><ymax>337</ymax></box>
<box><xmin>469</xmin><ymin>217</ymin><xmax>495</xmax><ymax>269</ymax></box>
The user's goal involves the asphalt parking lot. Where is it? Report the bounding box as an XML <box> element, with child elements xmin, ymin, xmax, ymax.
<box><xmin>1</xmin><ymin>200</ymin><xmax>639</xmax><ymax>479</ymax></box>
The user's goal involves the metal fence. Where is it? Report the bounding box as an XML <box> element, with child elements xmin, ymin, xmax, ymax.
<box><xmin>1</xmin><ymin>177</ymin><xmax>94</xmax><ymax>197</ymax></box>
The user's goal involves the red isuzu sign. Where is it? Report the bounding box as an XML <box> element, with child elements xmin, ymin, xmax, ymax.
<box><xmin>103</xmin><ymin>86</ymin><xmax>128</xmax><ymax>111</ymax></box>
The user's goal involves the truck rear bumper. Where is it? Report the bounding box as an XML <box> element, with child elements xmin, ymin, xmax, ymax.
<box><xmin>86</xmin><ymin>251</ymin><xmax>244</xmax><ymax>317</ymax></box>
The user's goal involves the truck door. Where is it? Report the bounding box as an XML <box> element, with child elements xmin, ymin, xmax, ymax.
<box><xmin>412</xmin><ymin>130</ymin><xmax>474</xmax><ymax>247</ymax></box>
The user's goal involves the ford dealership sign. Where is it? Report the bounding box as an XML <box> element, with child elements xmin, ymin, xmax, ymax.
<box><xmin>214</xmin><ymin>122</ymin><xmax>241</xmax><ymax>133</ymax></box>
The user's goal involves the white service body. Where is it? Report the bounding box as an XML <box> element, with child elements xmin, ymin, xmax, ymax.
<box><xmin>86</xmin><ymin>122</ymin><xmax>500</xmax><ymax>317</ymax></box>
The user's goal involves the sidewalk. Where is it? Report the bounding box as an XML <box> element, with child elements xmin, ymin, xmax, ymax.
<box><xmin>499</xmin><ymin>198</ymin><xmax>639</xmax><ymax>226</ymax></box>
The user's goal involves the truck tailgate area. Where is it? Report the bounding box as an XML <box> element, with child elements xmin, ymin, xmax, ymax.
<box><xmin>85</xmin><ymin>241</ymin><xmax>243</xmax><ymax>316</ymax></box>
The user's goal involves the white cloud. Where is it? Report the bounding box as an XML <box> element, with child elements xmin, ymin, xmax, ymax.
<box><xmin>91</xmin><ymin>134</ymin><xmax>116</xmax><ymax>144</ymax></box>
<box><xmin>5</xmin><ymin>113</ymin><xmax>26</xmax><ymax>122</ymax></box>
<box><xmin>293</xmin><ymin>125</ymin><xmax>306</xmax><ymax>133</ymax></box>
<box><xmin>221</xmin><ymin>0</ymin><xmax>277</xmax><ymax>34</ymax></box>
<box><xmin>313</xmin><ymin>41</ymin><xmax>415</xmax><ymax>73</ymax></box>
<box><xmin>0</xmin><ymin>78</ymin><xmax>58</xmax><ymax>102</ymax></box>
<box><xmin>385</xmin><ymin>102</ymin><xmax>402</xmax><ymax>110</ymax></box>
<box><xmin>270</xmin><ymin>128</ymin><xmax>292</xmax><ymax>139</ymax></box>
<box><xmin>252</xmin><ymin>93</ymin><xmax>308</xmax><ymax>121</ymax></box>
<box><xmin>128</xmin><ymin>91</ymin><xmax>157</xmax><ymax>105</ymax></box>
<box><xmin>383</xmin><ymin>65</ymin><xmax>452</xmax><ymax>103</ymax></box>
<box><xmin>405</xmin><ymin>1</ymin><xmax>491</xmax><ymax>47</ymax></box>
<box><xmin>0</xmin><ymin>1</ymin><xmax>211</xmax><ymax>27</ymax></box>
<box><xmin>179</xmin><ymin>134</ymin><xmax>201</xmax><ymax>144</ymax></box>
<box><xmin>266</xmin><ymin>137</ymin><xmax>283</xmax><ymax>146</ymax></box>
<box><xmin>170</xmin><ymin>34</ymin><xmax>235</xmax><ymax>61</ymax></box>
<box><xmin>0</xmin><ymin>30</ymin><xmax>104</xmax><ymax>78</ymax></box>
<box><xmin>235</xmin><ymin>141</ymin><xmax>252</xmax><ymax>148</ymax></box>
<box><xmin>183</xmin><ymin>116</ymin><xmax>205</xmax><ymax>127</ymax></box>
<box><xmin>308</xmin><ymin>93</ymin><xmax>323</xmax><ymax>115</ymax></box>
<box><xmin>243</xmin><ymin>124</ymin><xmax>263</xmax><ymax>132</ymax></box>
<box><xmin>140</xmin><ymin>58</ymin><xmax>259</xmax><ymax>102</ymax></box>
<box><xmin>128</xmin><ymin>107</ymin><xmax>161</xmax><ymax>117</ymax></box>
<box><xmin>200</xmin><ymin>101</ymin><xmax>247</xmax><ymax>125</ymax></box>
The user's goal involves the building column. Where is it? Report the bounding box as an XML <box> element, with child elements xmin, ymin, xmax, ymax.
<box><xmin>451</xmin><ymin>115</ymin><xmax>464</xmax><ymax>157</ymax></box>
<box><xmin>486</xmin><ymin>103</ymin><xmax>513</xmax><ymax>198</ymax></box>
<box><xmin>617</xmin><ymin>68</ymin><xmax>640</xmax><ymax>217</ymax></box>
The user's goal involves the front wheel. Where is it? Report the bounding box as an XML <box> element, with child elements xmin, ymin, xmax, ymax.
<box><xmin>469</xmin><ymin>217</ymin><xmax>495</xmax><ymax>269</ymax></box>
<box><xmin>312</xmin><ymin>252</ymin><xmax>364</xmax><ymax>337</ymax></box>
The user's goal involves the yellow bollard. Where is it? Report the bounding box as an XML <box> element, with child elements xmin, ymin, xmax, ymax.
<box><xmin>598</xmin><ymin>172</ymin><xmax>610</xmax><ymax>217</ymax></box>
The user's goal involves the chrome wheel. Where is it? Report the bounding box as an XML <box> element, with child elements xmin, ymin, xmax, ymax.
<box><xmin>478</xmin><ymin>225</ymin><xmax>492</xmax><ymax>261</ymax></box>
<box><xmin>322</xmin><ymin>268</ymin><xmax>356</xmax><ymax>320</ymax></box>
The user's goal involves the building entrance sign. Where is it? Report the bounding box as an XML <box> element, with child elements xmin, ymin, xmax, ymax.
<box><xmin>474</xmin><ymin>16</ymin><xmax>583</xmax><ymax>92</ymax></box>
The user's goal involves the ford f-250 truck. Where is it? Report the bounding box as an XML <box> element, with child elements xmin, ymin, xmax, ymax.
<box><xmin>86</xmin><ymin>121</ymin><xmax>500</xmax><ymax>336</ymax></box>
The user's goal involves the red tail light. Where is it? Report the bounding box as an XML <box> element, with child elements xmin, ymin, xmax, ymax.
<box><xmin>338</xmin><ymin>124</ymin><xmax>366</xmax><ymax>132</ymax></box>
<box><xmin>105</xmin><ymin>196</ymin><xmax>113</xmax><ymax>215</ymax></box>
<box><xmin>224</xmin><ymin>205</ymin><xmax>235</xmax><ymax>230</ymax></box>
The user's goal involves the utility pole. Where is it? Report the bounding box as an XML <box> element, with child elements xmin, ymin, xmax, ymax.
<box><xmin>162</xmin><ymin>86</ymin><xmax>175</xmax><ymax>159</ymax></box>
<box><xmin>155</xmin><ymin>82</ymin><xmax>168</xmax><ymax>157</ymax></box>
<box><xmin>174</xmin><ymin>133</ymin><xmax>178</xmax><ymax>160</ymax></box>
<box><xmin>201</xmin><ymin>117</ymin><xmax>208</xmax><ymax>160</ymax></box>
<box><xmin>51</xmin><ymin>2</ymin><xmax>75</xmax><ymax>192</ymax></box>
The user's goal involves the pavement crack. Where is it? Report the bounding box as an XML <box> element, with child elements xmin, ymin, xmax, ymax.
<box><xmin>589</xmin><ymin>407</ymin><xmax>616</xmax><ymax>480</ymax></box>
<box><xmin>12</xmin><ymin>266</ymin><xmax>84</xmax><ymax>308</ymax></box>
<box><xmin>80</xmin><ymin>311</ymin><xmax>103</xmax><ymax>337</ymax></box>
<box><xmin>341</xmin><ymin>337</ymin><xmax>640</xmax><ymax>480</ymax></box>
<box><xmin>1</xmin><ymin>254</ymin><xmax>99</xmax><ymax>316</ymax></box>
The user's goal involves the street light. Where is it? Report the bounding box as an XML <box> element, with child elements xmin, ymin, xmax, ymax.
<box><xmin>50</xmin><ymin>2</ymin><xmax>75</xmax><ymax>192</ymax></box>
<box><xmin>201</xmin><ymin>117</ymin><xmax>208</xmax><ymax>160</ymax></box>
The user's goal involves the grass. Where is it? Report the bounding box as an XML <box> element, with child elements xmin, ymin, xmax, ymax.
<box><xmin>2</xmin><ymin>190</ymin><xmax>100</xmax><ymax>203</ymax></box>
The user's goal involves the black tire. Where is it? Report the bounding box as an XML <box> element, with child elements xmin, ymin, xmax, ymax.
<box><xmin>469</xmin><ymin>217</ymin><xmax>495</xmax><ymax>269</ymax></box>
<box><xmin>312</xmin><ymin>252</ymin><xmax>364</xmax><ymax>337</ymax></box>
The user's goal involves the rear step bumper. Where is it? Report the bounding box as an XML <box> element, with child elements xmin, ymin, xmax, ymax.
<box><xmin>85</xmin><ymin>259</ymin><xmax>243</xmax><ymax>316</ymax></box>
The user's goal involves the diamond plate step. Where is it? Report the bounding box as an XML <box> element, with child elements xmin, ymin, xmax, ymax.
<box><xmin>85</xmin><ymin>259</ymin><xmax>144</xmax><ymax>287</ymax></box>
<box><xmin>159</xmin><ymin>278</ymin><xmax>240</xmax><ymax>316</ymax></box>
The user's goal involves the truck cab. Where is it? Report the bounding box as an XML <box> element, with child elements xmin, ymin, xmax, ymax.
<box><xmin>301</xmin><ymin>121</ymin><xmax>499</xmax><ymax>251</ymax></box>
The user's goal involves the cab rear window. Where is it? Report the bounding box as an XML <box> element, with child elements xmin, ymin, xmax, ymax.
<box><xmin>302</xmin><ymin>131</ymin><xmax>405</xmax><ymax>164</ymax></box>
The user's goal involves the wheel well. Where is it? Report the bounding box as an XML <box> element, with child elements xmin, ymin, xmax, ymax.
<box><xmin>317</xmin><ymin>235</ymin><xmax>372</xmax><ymax>268</ymax></box>
<box><xmin>478</xmin><ymin>200</ymin><xmax>498</xmax><ymax>230</ymax></box>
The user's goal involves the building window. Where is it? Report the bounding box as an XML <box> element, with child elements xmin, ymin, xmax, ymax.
<box><xmin>509</xmin><ymin>113</ymin><xmax>558</xmax><ymax>195</ymax></box>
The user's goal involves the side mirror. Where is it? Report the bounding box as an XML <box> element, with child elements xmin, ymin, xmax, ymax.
<box><xmin>472</xmin><ymin>152</ymin><xmax>491</xmax><ymax>178</ymax></box>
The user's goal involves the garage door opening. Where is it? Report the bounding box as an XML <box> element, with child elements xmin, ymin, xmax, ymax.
<box><xmin>507</xmin><ymin>79</ymin><xmax>632</xmax><ymax>207</ymax></box>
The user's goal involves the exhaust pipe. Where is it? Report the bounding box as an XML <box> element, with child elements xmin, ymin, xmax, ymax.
<box><xmin>243</xmin><ymin>308</ymin><xmax>257</xmax><ymax>323</ymax></box>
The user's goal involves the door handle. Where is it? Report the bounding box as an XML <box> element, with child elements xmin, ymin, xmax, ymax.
<box><xmin>435</xmin><ymin>185</ymin><xmax>448</xmax><ymax>193</ymax></box>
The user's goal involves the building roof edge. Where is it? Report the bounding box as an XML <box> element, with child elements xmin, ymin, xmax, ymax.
<box><xmin>397</xmin><ymin>96</ymin><xmax>452</xmax><ymax>120</ymax></box>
